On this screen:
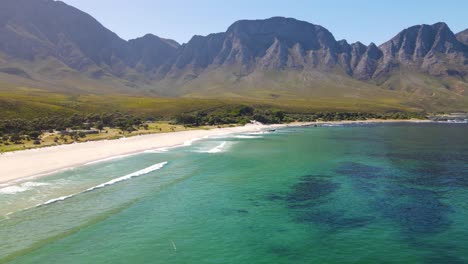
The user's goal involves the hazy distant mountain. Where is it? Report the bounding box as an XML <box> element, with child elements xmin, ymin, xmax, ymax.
<box><xmin>0</xmin><ymin>0</ymin><xmax>467</xmax><ymax>111</ymax></box>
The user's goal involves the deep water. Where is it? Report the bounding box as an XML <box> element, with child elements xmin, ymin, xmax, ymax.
<box><xmin>0</xmin><ymin>123</ymin><xmax>467</xmax><ymax>263</ymax></box>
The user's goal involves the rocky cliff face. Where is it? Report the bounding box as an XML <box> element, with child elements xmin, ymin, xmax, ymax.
<box><xmin>0</xmin><ymin>0</ymin><xmax>466</xmax><ymax>96</ymax></box>
<box><xmin>167</xmin><ymin>17</ymin><xmax>466</xmax><ymax>84</ymax></box>
<box><xmin>0</xmin><ymin>0</ymin><xmax>134</xmax><ymax>75</ymax></box>
<box><xmin>171</xmin><ymin>17</ymin><xmax>341</xmax><ymax>72</ymax></box>
<box><xmin>128</xmin><ymin>34</ymin><xmax>179</xmax><ymax>74</ymax></box>
<box><xmin>377</xmin><ymin>23</ymin><xmax>467</xmax><ymax>78</ymax></box>
<box><xmin>0</xmin><ymin>0</ymin><xmax>180</xmax><ymax>79</ymax></box>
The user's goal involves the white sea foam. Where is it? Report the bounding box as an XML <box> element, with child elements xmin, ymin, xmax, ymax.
<box><xmin>144</xmin><ymin>138</ymin><xmax>205</xmax><ymax>153</ymax></box>
<box><xmin>22</xmin><ymin>182</ymin><xmax>49</xmax><ymax>187</ymax></box>
<box><xmin>195</xmin><ymin>142</ymin><xmax>228</xmax><ymax>153</ymax></box>
<box><xmin>234</xmin><ymin>135</ymin><xmax>263</xmax><ymax>139</ymax></box>
<box><xmin>3</xmin><ymin>212</ymin><xmax>13</xmax><ymax>220</ymax></box>
<box><xmin>209</xmin><ymin>134</ymin><xmax>235</xmax><ymax>139</ymax></box>
<box><xmin>246</xmin><ymin>131</ymin><xmax>271</xmax><ymax>135</ymax></box>
<box><xmin>183</xmin><ymin>138</ymin><xmax>201</xmax><ymax>146</ymax></box>
<box><xmin>0</xmin><ymin>186</ymin><xmax>29</xmax><ymax>194</ymax></box>
<box><xmin>445</xmin><ymin>120</ymin><xmax>468</xmax><ymax>124</ymax></box>
<box><xmin>144</xmin><ymin>148</ymin><xmax>169</xmax><ymax>153</ymax></box>
<box><xmin>38</xmin><ymin>161</ymin><xmax>168</xmax><ymax>206</ymax></box>
<box><xmin>208</xmin><ymin>142</ymin><xmax>227</xmax><ymax>153</ymax></box>
<box><xmin>321</xmin><ymin>124</ymin><xmax>344</xmax><ymax>127</ymax></box>
<box><xmin>13</xmin><ymin>166</ymin><xmax>76</xmax><ymax>184</ymax></box>
<box><xmin>144</xmin><ymin>137</ymin><xmax>207</xmax><ymax>153</ymax></box>
<box><xmin>85</xmin><ymin>153</ymin><xmax>139</xmax><ymax>165</ymax></box>
<box><xmin>42</xmin><ymin>194</ymin><xmax>75</xmax><ymax>205</ymax></box>
<box><xmin>0</xmin><ymin>182</ymin><xmax>49</xmax><ymax>195</ymax></box>
<box><xmin>87</xmin><ymin>162</ymin><xmax>168</xmax><ymax>191</ymax></box>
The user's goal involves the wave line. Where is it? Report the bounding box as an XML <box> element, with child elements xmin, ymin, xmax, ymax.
<box><xmin>38</xmin><ymin>161</ymin><xmax>168</xmax><ymax>207</ymax></box>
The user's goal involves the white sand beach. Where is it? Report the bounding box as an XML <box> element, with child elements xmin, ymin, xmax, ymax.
<box><xmin>0</xmin><ymin>123</ymin><xmax>287</xmax><ymax>185</ymax></box>
<box><xmin>0</xmin><ymin>119</ymin><xmax>433</xmax><ymax>185</ymax></box>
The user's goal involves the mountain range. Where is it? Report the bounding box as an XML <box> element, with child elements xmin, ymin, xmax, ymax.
<box><xmin>0</xmin><ymin>0</ymin><xmax>467</xmax><ymax>112</ymax></box>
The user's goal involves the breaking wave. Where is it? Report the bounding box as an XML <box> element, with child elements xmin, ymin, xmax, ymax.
<box><xmin>234</xmin><ymin>135</ymin><xmax>263</xmax><ymax>139</ymax></box>
<box><xmin>38</xmin><ymin>161</ymin><xmax>168</xmax><ymax>206</ymax></box>
<box><xmin>195</xmin><ymin>142</ymin><xmax>229</xmax><ymax>153</ymax></box>
<box><xmin>85</xmin><ymin>153</ymin><xmax>139</xmax><ymax>165</ymax></box>
<box><xmin>0</xmin><ymin>182</ymin><xmax>49</xmax><ymax>195</ymax></box>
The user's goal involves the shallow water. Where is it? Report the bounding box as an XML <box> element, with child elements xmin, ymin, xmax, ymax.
<box><xmin>1</xmin><ymin>123</ymin><xmax>467</xmax><ymax>263</ymax></box>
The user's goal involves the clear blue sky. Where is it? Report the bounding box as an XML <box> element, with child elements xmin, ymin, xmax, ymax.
<box><xmin>62</xmin><ymin>0</ymin><xmax>467</xmax><ymax>45</ymax></box>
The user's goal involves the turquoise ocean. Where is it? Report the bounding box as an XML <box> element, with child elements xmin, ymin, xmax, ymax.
<box><xmin>1</xmin><ymin>123</ymin><xmax>467</xmax><ymax>263</ymax></box>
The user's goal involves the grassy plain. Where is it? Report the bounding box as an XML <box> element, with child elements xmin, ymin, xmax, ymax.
<box><xmin>0</xmin><ymin>86</ymin><xmax>422</xmax><ymax>121</ymax></box>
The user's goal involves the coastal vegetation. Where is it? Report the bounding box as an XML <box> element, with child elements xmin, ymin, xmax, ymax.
<box><xmin>0</xmin><ymin>113</ymin><xmax>195</xmax><ymax>153</ymax></box>
<box><xmin>0</xmin><ymin>106</ymin><xmax>425</xmax><ymax>153</ymax></box>
<box><xmin>0</xmin><ymin>85</ymin><xmax>431</xmax><ymax>153</ymax></box>
<box><xmin>174</xmin><ymin>107</ymin><xmax>425</xmax><ymax>126</ymax></box>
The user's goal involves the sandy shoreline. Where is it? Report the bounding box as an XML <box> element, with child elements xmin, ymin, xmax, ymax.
<box><xmin>0</xmin><ymin>119</ymin><xmax>433</xmax><ymax>185</ymax></box>
<box><xmin>0</xmin><ymin>123</ymin><xmax>288</xmax><ymax>185</ymax></box>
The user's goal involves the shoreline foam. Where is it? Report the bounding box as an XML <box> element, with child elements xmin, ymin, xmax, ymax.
<box><xmin>0</xmin><ymin>123</ymin><xmax>286</xmax><ymax>185</ymax></box>
<box><xmin>39</xmin><ymin>161</ymin><xmax>168</xmax><ymax>207</ymax></box>
<box><xmin>0</xmin><ymin>119</ymin><xmax>436</xmax><ymax>185</ymax></box>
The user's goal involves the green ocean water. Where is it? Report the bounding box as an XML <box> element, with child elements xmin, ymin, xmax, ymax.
<box><xmin>1</xmin><ymin>123</ymin><xmax>467</xmax><ymax>263</ymax></box>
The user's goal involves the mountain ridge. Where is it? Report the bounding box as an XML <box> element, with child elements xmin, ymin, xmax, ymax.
<box><xmin>0</xmin><ymin>0</ymin><xmax>467</xmax><ymax>112</ymax></box>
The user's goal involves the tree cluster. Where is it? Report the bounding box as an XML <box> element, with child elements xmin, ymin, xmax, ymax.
<box><xmin>174</xmin><ymin>107</ymin><xmax>423</xmax><ymax>126</ymax></box>
<box><xmin>0</xmin><ymin>112</ymin><xmax>144</xmax><ymax>145</ymax></box>
<box><xmin>289</xmin><ymin>112</ymin><xmax>424</xmax><ymax>122</ymax></box>
<box><xmin>175</xmin><ymin>106</ymin><xmax>287</xmax><ymax>126</ymax></box>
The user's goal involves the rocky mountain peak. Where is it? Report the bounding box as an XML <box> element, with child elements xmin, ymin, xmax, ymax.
<box><xmin>226</xmin><ymin>17</ymin><xmax>336</xmax><ymax>51</ymax></box>
<box><xmin>0</xmin><ymin>1</ymin><xmax>466</xmax><ymax>99</ymax></box>
<box><xmin>128</xmin><ymin>34</ymin><xmax>179</xmax><ymax>72</ymax></box>
<box><xmin>374</xmin><ymin>22</ymin><xmax>467</xmax><ymax>78</ymax></box>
